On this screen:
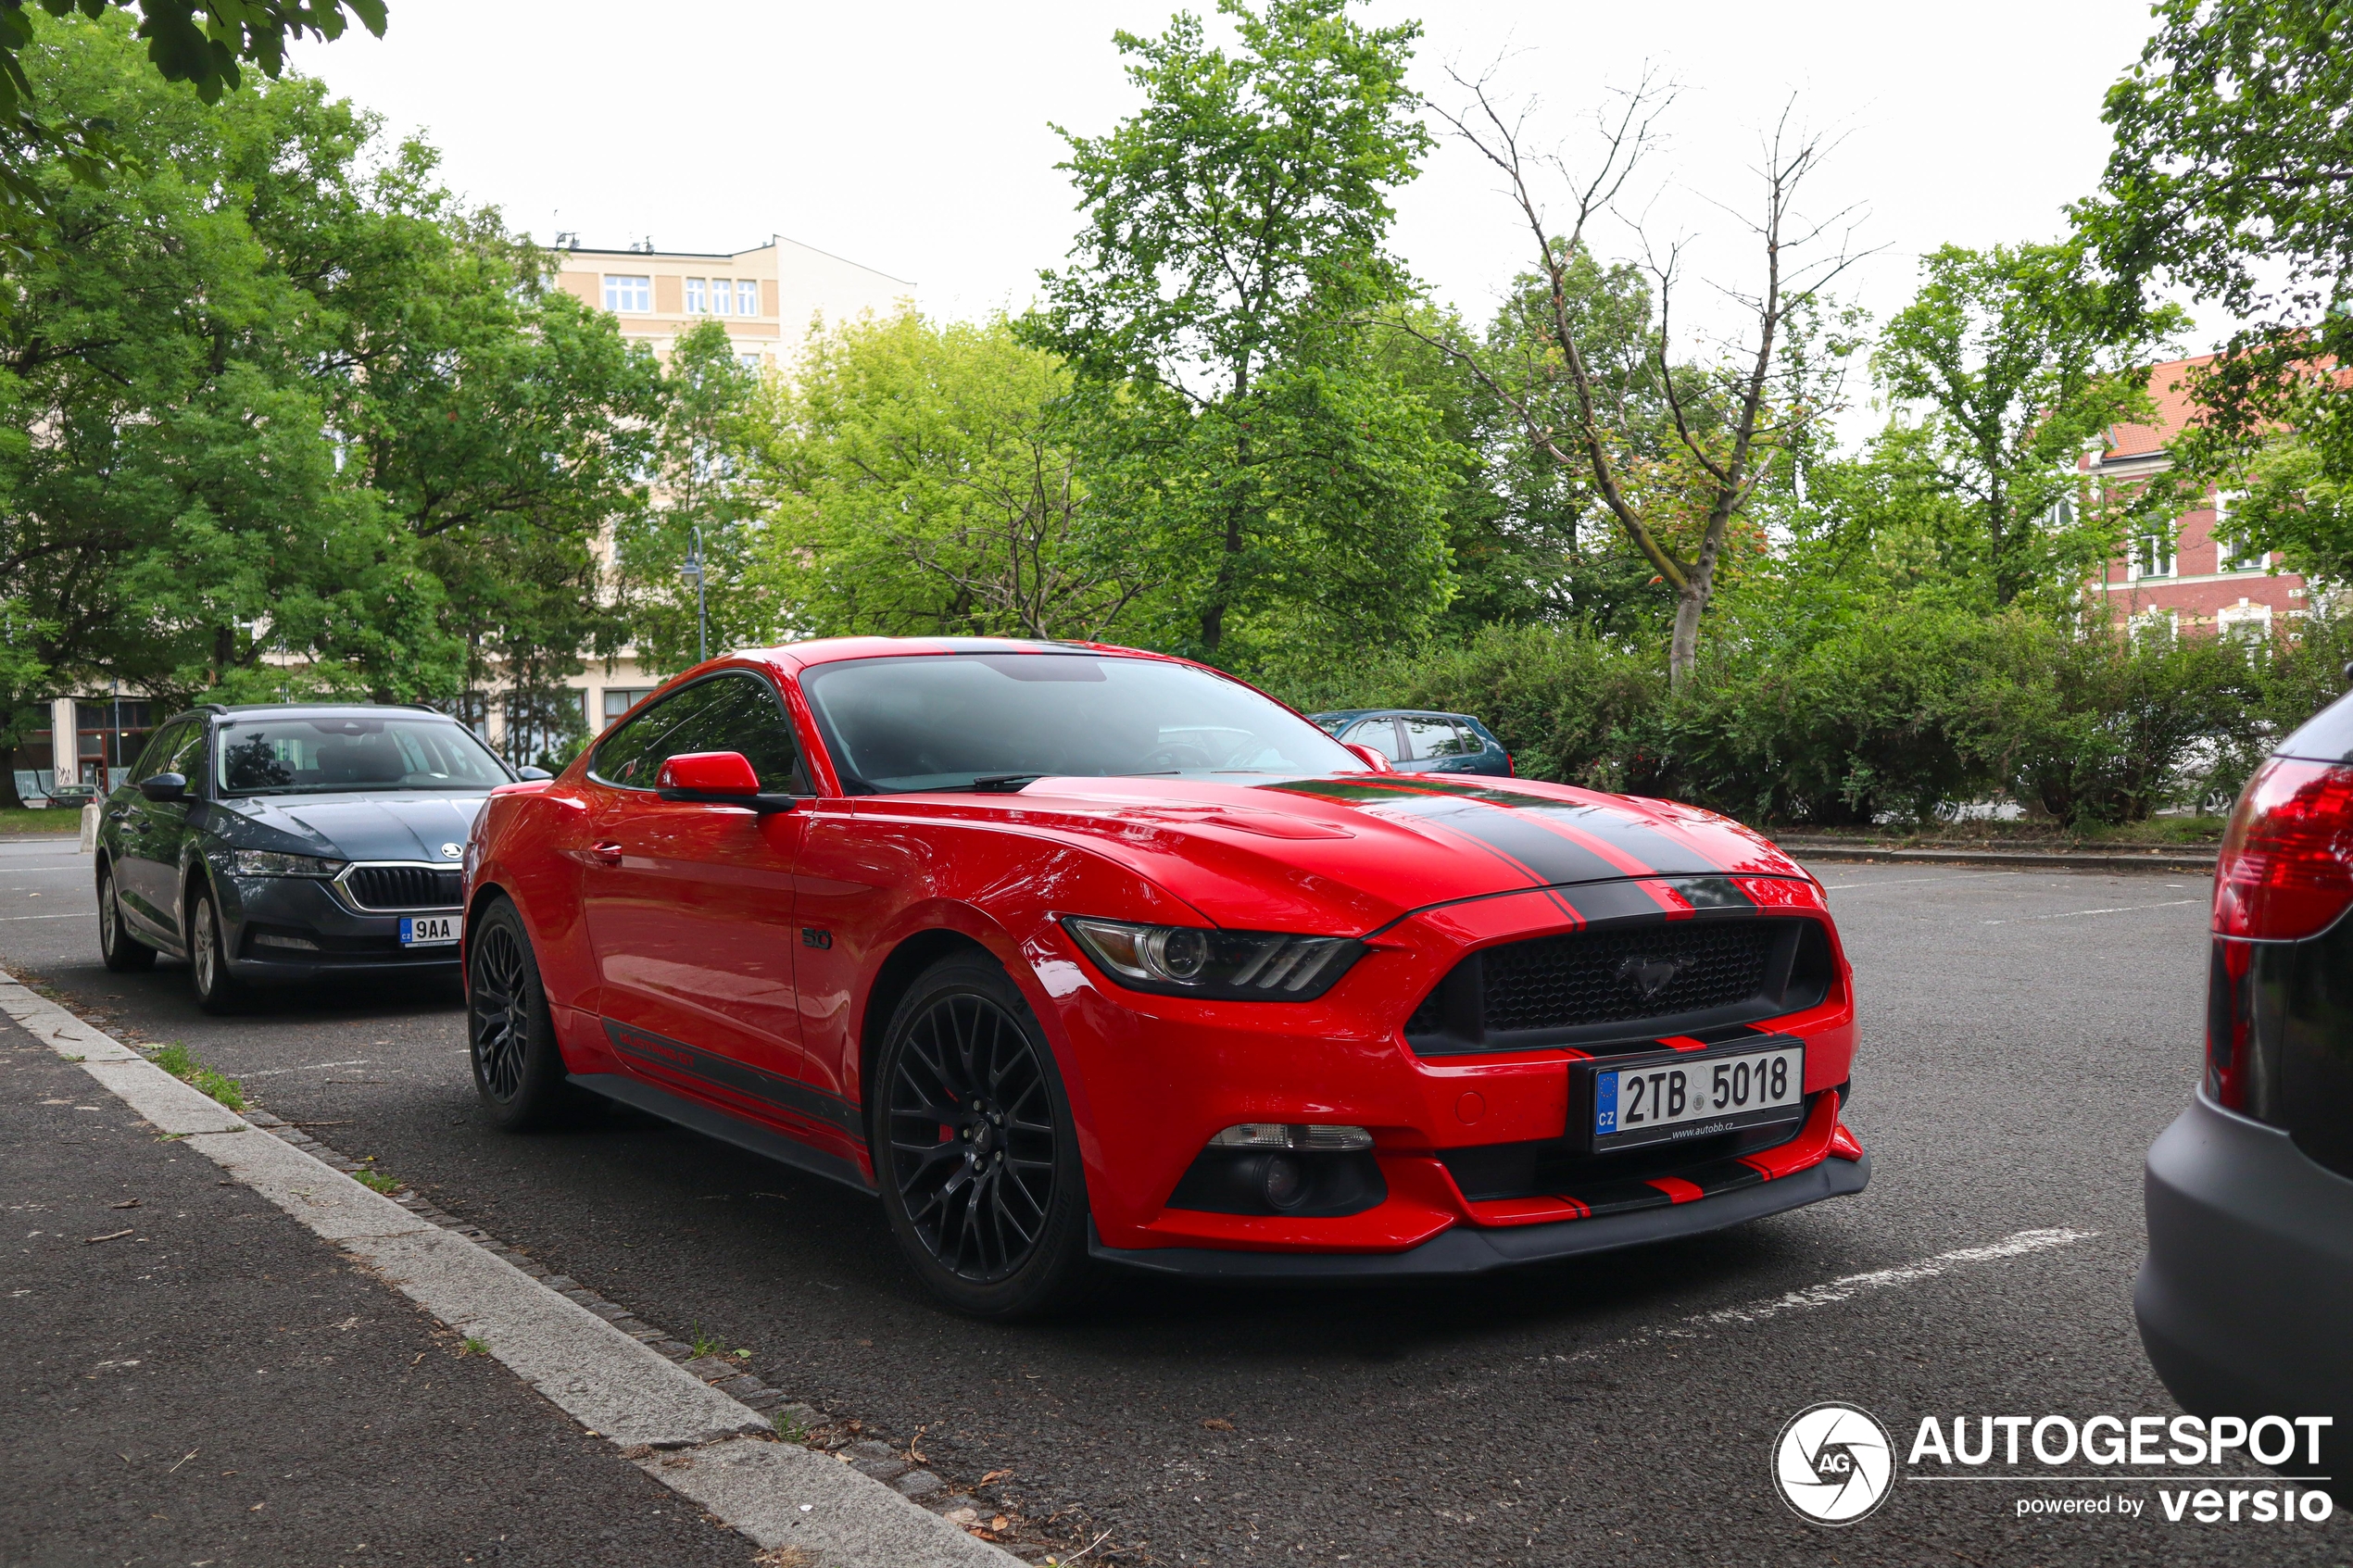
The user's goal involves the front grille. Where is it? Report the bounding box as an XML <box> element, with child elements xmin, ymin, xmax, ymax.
<box><xmin>344</xmin><ymin>865</ymin><xmax>461</xmax><ymax>910</ymax></box>
<box><xmin>1484</xmin><ymin>923</ymin><xmax>1773</xmax><ymax>1032</ymax></box>
<box><xmin>1405</xmin><ymin>915</ymin><xmax>1831</xmax><ymax>1057</ymax></box>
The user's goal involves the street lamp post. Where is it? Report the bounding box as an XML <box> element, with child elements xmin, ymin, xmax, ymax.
<box><xmin>681</xmin><ymin>524</ymin><xmax>709</xmax><ymax>665</ymax></box>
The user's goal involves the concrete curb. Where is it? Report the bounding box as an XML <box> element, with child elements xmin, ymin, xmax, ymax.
<box><xmin>1779</xmin><ymin>841</ymin><xmax>2219</xmax><ymax>874</ymax></box>
<box><xmin>0</xmin><ymin>969</ymin><xmax>1018</xmax><ymax>1568</ymax></box>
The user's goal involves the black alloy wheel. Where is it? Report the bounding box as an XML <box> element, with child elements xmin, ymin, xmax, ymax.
<box><xmin>96</xmin><ymin>862</ymin><xmax>156</xmax><ymax>972</ymax></box>
<box><xmin>188</xmin><ymin>884</ymin><xmax>245</xmax><ymax>1013</ymax></box>
<box><xmin>466</xmin><ymin>897</ymin><xmax>576</xmax><ymax>1130</ymax></box>
<box><xmin>875</xmin><ymin>955</ymin><xmax>1096</xmax><ymax>1317</ymax></box>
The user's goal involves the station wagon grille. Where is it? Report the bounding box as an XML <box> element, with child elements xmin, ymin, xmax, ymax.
<box><xmin>1482</xmin><ymin>923</ymin><xmax>1775</xmax><ymax>1032</ymax></box>
<box><xmin>344</xmin><ymin>866</ymin><xmax>462</xmax><ymax>910</ymax></box>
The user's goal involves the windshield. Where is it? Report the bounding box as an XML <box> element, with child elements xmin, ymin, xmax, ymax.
<box><xmin>800</xmin><ymin>653</ymin><xmax>1366</xmax><ymax>794</ymax></box>
<box><xmin>216</xmin><ymin>716</ymin><xmax>511</xmax><ymax>796</ymax></box>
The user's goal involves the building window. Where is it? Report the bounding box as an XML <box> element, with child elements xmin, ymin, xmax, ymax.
<box><xmin>603</xmin><ymin>275</ymin><xmax>651</xmax><ymax>313</ymax></box>
<box><xmin>736</xmin><ymin>279</ymin><xmax>760</xmax><ymax>316</ymax></box>
<box><xmin>602</xmin><ymin>687</ymin><xmax>657</xmax><ymax>721</ymax></box>
<box><xmin>2218</xmin><ymin>599</ymin><xmax>2272</xmax><ymax>644</ymax></box>
<box><xmin>2214</xmin><ymin>491</ymin><xmax>2262</xmax><ymax>571</ymax></box>
<box><xmin>684</xmin><ymin>277</ymin><xmax>707</xmax><ymax>313</ymax></box>
<box><xmin>2128</xmin><ymin>607</ymin><xmax>2178</xmax><ymax>645</ymax></box>
<box><xmin>2128</xmin><ymin>528</ymin><xmax>2176</xmax><ymax>581</ymax></box>
<box><xmin>709</xmin><ymin>278</ymin><xmax>732</xmax><ymax>316</ymax></box>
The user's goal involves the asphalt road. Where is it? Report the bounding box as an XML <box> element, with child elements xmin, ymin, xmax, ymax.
<box><xmin>3</xmin><ymin>834</ymin><xmax>2327</xmax><ymax>1566</ymax></box>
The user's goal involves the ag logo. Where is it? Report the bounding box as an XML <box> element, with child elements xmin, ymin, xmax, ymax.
<box><xmin>1773</xmin><ymin>1402</ymin><xmax>1895</xmax><ymax>1525</ymax></box>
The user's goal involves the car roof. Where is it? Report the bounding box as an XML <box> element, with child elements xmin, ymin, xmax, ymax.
<box><xmin>197</xmin><ymin>703</ymin><xmax>458</xmax><ymax>723</ymax></box>
<box><xmin>736</xmin><ymin>635</ymin><xmax>1194</xmax><ymax>673</ymax></box>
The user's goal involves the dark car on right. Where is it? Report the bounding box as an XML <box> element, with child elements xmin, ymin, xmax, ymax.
<box><xmin>2138</xmin><ymin>683</ymin><xmax>2353</xmax><ymax>1492</ymax></box>
<box><xmin>1310</xmin><ymin>709</ymin><xmax>1512</xmax><ymax>777</ymax></box>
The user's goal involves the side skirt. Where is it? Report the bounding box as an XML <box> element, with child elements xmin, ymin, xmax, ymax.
<box><xmin>567</xmin><ymin>1072</ymin><xmax>878</xmax><ymax>1197</ymax></box>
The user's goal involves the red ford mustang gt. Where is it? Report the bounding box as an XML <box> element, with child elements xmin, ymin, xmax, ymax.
<box><xmin>462</xmin><ymin>637</ymin><xmax>1867</xmax><ymax>1315</ymax></box>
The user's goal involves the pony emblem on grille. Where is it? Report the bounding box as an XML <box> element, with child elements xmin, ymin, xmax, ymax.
<box><xmin>1615</xmin><ymin>955</ymin><xmax>1683</xmax><ymax>1000</ymax></box>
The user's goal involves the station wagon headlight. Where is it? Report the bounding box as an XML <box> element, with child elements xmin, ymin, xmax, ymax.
<box><xmin>1061</xmin><ymin>917</ymin><xmax>1364</xmax><ymax>1000</ymax></box>
<box><xmin>231</xmin><ymin>849</ymin><xmax>348</xmax><ymax>878</ymax></box>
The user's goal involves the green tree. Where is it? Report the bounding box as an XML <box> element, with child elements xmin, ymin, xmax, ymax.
<box><xmin>1026</xmin><ymin>0</ymin><xmax>1454</xmax><ymax>670</ymax></box>
<box><xmin>1872</xmin><ymin>241</ymin><xmax>2183</xmax><ymax>606</ymax></box>
<box><xmin>757</xmin><ymin>310</ymin><xmax>1145</xmax><ymax>642</ymax></box>
<box><xmin>614</xmin><ymin>319</ymin><xmax>778</xmax><ymax>675</ymax></box>
<box><xmin>0</xmin><ymin>0</ymin><xmax>384</xmax><ymax>217</ymax></box>
<box><xmin>2078</xmin><ymin>0</ymin><xmax>2353</xmax><ymax>489</ymax></box>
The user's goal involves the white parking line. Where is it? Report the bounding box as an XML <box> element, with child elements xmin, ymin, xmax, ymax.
<box><xmin>1981</xmin><ymin>899</ymin><xmax>2198</xmax><ymax>925</ymax></box>
<box><xmin>1550</xmin><ymin>1227</ymin><xmax>2099</xmax><ymax>1363</ymax></box>
<box><xmin>0</xmin><ymin>910</ymin><xmax>94</xmax><ymax>921</ymax></box>
<box><xmin>235</xmin><ymin>1059</ymin><xmax>372</xmax><ymax>1079</ymax></box>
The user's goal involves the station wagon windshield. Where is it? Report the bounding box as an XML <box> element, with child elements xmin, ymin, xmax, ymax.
<box><xmin>800</xmin><ymin>654</ymin><xmax>1366</xmax><ymax>794</ymax></box>
<box><xmin>216</xmin><ymin>716</ymin><xmax>510</xmax><ymax>796</ymax></box>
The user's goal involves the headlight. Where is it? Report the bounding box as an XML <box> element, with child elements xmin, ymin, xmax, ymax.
<box><xmin>231</xmin><ymin>849</ymin><xmax>348</xmax><ymax>878</ymax></box>
<box><xmin>1061</xmin><ymin>916</ymin><xmax>1363</xmax><ymax>1000</ymax></box>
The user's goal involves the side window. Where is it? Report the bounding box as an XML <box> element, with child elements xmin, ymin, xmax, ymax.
<box><xmin>1403</xmin><ymin>717</ymin><xmax>1476</xmax><ymax>761</ymax></box>
<box><xmin>161</xmin><ymin>721</ymin><xmax>208</xmax><ymax>781</ymax></box>
<box><xmin>1342</xmin><ymin>718</ymin><xmax>1404</xmax><ymax>763</ymax></box>
<box><xmin>589</xmin><ymin>672</ymin><xmax>808</xmax><ymax>794</ymax></box>
<box><xmin>129</xmin><ymin>721</ymin><xmax>187</xmax><ymax>783</ymax></box>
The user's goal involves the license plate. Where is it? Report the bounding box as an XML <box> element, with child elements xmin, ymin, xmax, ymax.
<box><xmin>1586</xmin><ymin>1039</ymin><xmax>1806</xmax><ymax>1153</ymax></box>
<box><xmin>400</xmin><ymin>913</ymin><xmax>461</xmax><ymax>947</ymax></box>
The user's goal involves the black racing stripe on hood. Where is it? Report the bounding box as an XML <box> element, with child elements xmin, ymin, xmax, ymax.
<box><xmin>1267</xmin><ymin>778</ymin><xmax>1629</xmax><ymax>887</ymax></box>
<box><xmin>1346</xmin><ymin>775</ymin><xmax>1730</xmax><ymax>876</ymax></box>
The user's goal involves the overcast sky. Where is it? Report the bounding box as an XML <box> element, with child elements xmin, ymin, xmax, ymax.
<box><xmin>292</xmin><ymin>1</ymin><xmax>2177</xmax><ymax>364</ymax></box>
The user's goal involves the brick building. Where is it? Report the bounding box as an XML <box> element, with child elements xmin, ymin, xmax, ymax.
<box><xmin>2086</xmin><ymin>353</ymin><xmax>2312</xmax><ymax>640</ymax></box>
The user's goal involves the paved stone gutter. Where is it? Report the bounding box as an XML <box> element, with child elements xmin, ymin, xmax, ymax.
<box><xmin>1773</xmin><ymin>836</ymin><xmax>2219</xmax><ymax>874</ymax></box>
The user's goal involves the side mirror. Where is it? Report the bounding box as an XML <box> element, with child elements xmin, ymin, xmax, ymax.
<box><xmin>1344</xmin><ymin>744</ymin><xmax>1396</xmax><ymax>774</ymax></box>
<box><xmin>515</xmin><ymin>765</ymin><xmax>554</xmax><ymax>782</ymax></box>
<box><xmin>138</xmin><ymin>772</ymin><xmax>188</xmax><ymax>803</ymax></box>
<box><xmin>655</xmin><ymin>750</ymin><xmax>796</xmax><ymax>812</ymax></box>
<box><xmin>658</xmin><ymin>751</ymin><xmax>759</xmax><ymax>795</ymax></box>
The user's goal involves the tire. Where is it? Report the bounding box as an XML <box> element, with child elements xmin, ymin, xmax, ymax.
<box><xmin>467</xmin><ymin>897</ymin><xmax>578</xmax><ymax>1131</ymax></box>
<box><xmin>872</xmin><ymin>953</ymin><xmax>1099</xmax><ymax>1318</ymax></box>
<box><xmin>96</xmin><ymin>861</ymin><xmax>156</xmax><ymax>972</ymax></box>
<box><xmin>188</xmin><ymin>883</ymin><xmax>246</xmax><ymax>1014</ymax></box>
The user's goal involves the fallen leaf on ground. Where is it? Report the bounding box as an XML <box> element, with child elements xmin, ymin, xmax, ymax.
<box><xmin>109</xmin><ymin>1198</ymin><xmax>140</xmax><ymax>1209</ymax></box>
<box><xmin>84</xmin><ymin>1229</ymin><xmax>133</xmax><ymax>1244</ymax></box>
<box><xmin>1201</xmin><ymin>1418</ymin><xmax>1234</xmax><ymax>1431</ymax></box>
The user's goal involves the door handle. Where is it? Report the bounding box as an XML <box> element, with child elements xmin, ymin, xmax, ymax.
<box><xmin>589</xmin><ymin>841</ymin><xmax>623</xmax><ymax>866</ymax></box>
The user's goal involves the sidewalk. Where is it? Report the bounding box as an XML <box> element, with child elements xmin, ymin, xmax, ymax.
<box><xmin>1</xmin><ymin>1010</ymin><xmax>762</xmax><ymax>1566</ymax></box>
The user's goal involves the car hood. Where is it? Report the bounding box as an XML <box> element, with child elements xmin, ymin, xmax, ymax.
<box><xmin>868</xmin><ymin>771</ymin><xmax>1809</xmax><ymax>935</ymax></box>
<box><xmin>220</xmin><ymin>793</ymin><xmax>490</xmax><ymax>862</ymax></box>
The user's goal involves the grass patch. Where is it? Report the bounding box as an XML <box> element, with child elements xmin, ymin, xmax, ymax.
<box><xmin>460</xmin><ymin>1336</ymin><xmax>489</xmax><ymax>1356</ymax></box>
<box><xmin>147</xmin><ymin>1042</ymin><xmax>245</xmax><ymax>1112</ymax></box>
<box><xmin>353</xmin><ymin>1169</ymin><xmax>401</xmax><ymax>1196</ymax></box>
<box><xmin>773</xmin><ymin>1410</ymin><xmax>808</xmax><ymax>1442</ymax></box>
<box><xmin>687</xmin><ymin>1327</ymin><xmax>726</xmax><ymax>1360</ymax></box>
<box><xmin>0</xmin><ymin>806</ymin><xmax>82</xmax><ymax>837</ymax></box>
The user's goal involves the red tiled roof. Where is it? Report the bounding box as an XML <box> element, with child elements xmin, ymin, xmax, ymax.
<box><xmin>2102</xmin><ymin>355</ymin><xmax>2214</xmax><ymax>458</ymax></box>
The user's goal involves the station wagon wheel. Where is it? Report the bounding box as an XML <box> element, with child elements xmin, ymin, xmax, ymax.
<box><xmin>188</xmin><ymin>884</ymin><xmax>245</xmax><ymax>1014</ymax></box>
<box><xmin>96</xmin><ymin>861</ymin><xmax>156</xmax><ymax>972</ymax></box>
<box><xmin>875</xmin><ymin>955</ymin><xmax>1097</xmax><ymax>1317</ymax></box>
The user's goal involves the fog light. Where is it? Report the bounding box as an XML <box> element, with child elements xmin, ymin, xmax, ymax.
<box><xmin>1207</xmin><ymin>1123</ymin><xmax>1372</xmax><ymax>1151</ymax></box>
<box><xmin>253</xmin><ymin>932</ymin><xmax>321</xmax><ymax>951</ymax></box>
<box><xmin>1261</xmin><ymin>1154</ymin><xmax>1306</xmax><ymax>1210</ymax></box>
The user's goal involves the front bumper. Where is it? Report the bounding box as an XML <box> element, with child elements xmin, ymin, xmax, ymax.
<box><xmin>1093</xmin><ymin>1147</ymin><xmax>1869</xmax><ymax>1280</ymax></box>
<box><xmin>216</xmin><ymin>872</ymin><xmax>461</xmax><ymax>980</ymax></box>
<box><xmin>2138</xmin><ymin>1093</ymin><xmax>2353</xmax><ymax>1487</ymax></box>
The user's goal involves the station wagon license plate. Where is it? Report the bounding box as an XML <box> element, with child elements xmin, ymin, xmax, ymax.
<box><xmin>1584</xmin><ymin>1039</ymin><xmax>1806</xmax><ymax>1154</ymax></box>
<box><xmin>399</xmin><ymin>914</ymin><xmax>461</xmax><ymax>947</ymax></box>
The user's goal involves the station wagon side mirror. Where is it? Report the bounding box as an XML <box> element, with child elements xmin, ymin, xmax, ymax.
<box><xmin>1343</xmin><ymin>744</ymin><xmax>1396</xmax><ymax>774</ymax></box>
<box><xmin>137</xmin><ymin>772</ymin><xmax>187</xmax><ymax>802</ymax></box>
<box><xmin>515</xmin><ymin>765</ymin><xmax>554</xmax><ymax>782</ymax></box>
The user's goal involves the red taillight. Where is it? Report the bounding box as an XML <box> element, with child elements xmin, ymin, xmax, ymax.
<box><xmin>2212</xmin><ymin>758</ymin><xmax>2353</xmax><ymax>940</ymax></box>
